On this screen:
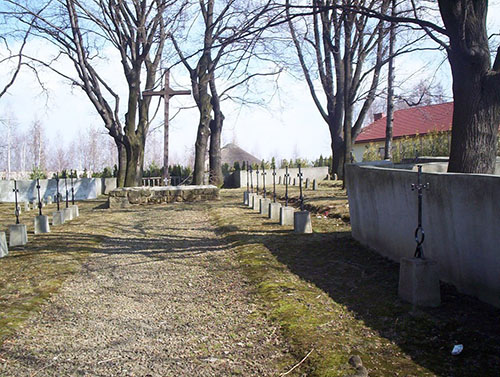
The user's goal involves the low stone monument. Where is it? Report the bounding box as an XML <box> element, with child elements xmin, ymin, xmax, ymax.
<box><xmin>252</xmin><ymin>195</ymin><xmax>262</xmax><ymax>212</ymax></box>
<box><xmin>24</xmin><ymin>201</ymin><xmax>30</xmax><ymax>211</ymax></box>
<box><xmin>108</xmin><ymin>185</ymin><xmax>220</xmax><ymax>208</ymax></box>
<box><xmin>398</xmin><ymin>166</ymin><xmax>440</xmax><ymax>307</ymax></box>
<box><xmin>248</xmin><ymin>193</ymin><xmax>255</xmax><ymax>208</ymax></box>
<box><xmin>0</xmin><ymin>232</ymin><xmax>8</xmax><ymax>258</ymax></box>
<box><xmin>305</xmin><ymin>178</ymin><xmax>310</xmax><ymax>189</ymax></box>
<box><xmin>63</xmin><ymin>207</ymin><xmax>74</xmax><ymax>221</ymax></box>
<box><xmin>260</xmin><ymin>198</ymin><xmax>271</xmax><ymax>216</ymax></box>
<box><xmin>280</xmin><ymin>206</ymin><xmax>295</xmax><ymax>226</ymax></box>
<box><xmin>46</xmin><ymin>195</ymin><xmax>53</xmax><ymax>205</ymax></box>
<box><xmin>52</xmin><ymin>173</ymin><xmax>65</xmax><ymax>226</ymax></box>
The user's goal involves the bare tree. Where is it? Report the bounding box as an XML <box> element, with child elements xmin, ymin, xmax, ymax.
<box><xmin>171</xmin><ymin>0</ymin><xmax>281</xmax><ymax>185</ymax></box>
<box><xmin>6</xmin><ymin>0</ymin><xmax>184</xmax><ymax>186</ymax></box>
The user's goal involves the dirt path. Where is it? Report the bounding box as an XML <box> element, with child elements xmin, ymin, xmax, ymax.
<box><xmin>0</xmin><ymin>203</ymin><xmax>290</xmax><ymax>376</ymax></box>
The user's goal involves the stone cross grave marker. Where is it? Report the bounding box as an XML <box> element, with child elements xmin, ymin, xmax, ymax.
<box><xmin>142</xmin><ymin>70</ymin><xmax>191</xmax><ymax>185</ymax></box>
<box><xmin>64</xmin><ymin>175</ymin><xmax>69</xmax><ymax>208</ymax></box>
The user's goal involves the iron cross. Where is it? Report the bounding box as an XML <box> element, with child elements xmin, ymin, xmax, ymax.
<box><xmin>246</xmin><ymin>161</ymin><xmax>250</xmax><ymax>193</ymax></box>
<box><xmin>272</xmin><ymin>164</ymin><xmax>277</xmax><ymax>203</ymax></box>
<box><xmin>297</xmin><ymin>164</ymin><xmax>304</xmax><ymax>211</ymax></box>
<box><xmin>262</xmin><ymin>165</ymin><xmax>267</xmax><ymax>199</ymax></box>
<box><xmin>256</xmin><ymin>167</ymin><xmax>260</xmax><ymax>195</ymax></box>
<box><xmin>142</xmin><ymin>70</ymin><xmax>191</xmax><ymax>185</ymax></box>
<box><xmin>411</xmin><ymin>165</ymin><xmax>429</xmax><ymax>258</ymax></box>
<box><xmin>284</xmin><ymin>166</ymin><xmax>289</xmax><ymax>207</ymax></box>
<box><xmin>36</xmin><ymin>179</ymin><xmax>42</xmax><ymax>216</ymax></box>
<box><xmin>249</xmin><ymin>164</ymin><xmax>254</xmax><ymax>193</ymax></box>
<box><xmin>55</xmin><ymin>173</ymin><xmax>61</xmax><ymax>212</ymax></box>
<box><xmin>13</xmin><ymin>180</ymin><xmax>20</xmax><ymax>224</ymax></box>
<box><xmin>64</xmin><ymin>175</ymin><xmax>69</xmax><ymax>208</ymax></box>
<box><xmin>70</xmin><ymin>170</ymin><xmax>75</xmax><ymax>205</ymax></box>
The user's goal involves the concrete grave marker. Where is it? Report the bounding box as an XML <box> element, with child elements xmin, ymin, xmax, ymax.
<box><xmin>8</xmin><ymin>224</ymin><xmax>28</xmax><ymax>247</ymax></box>
<box><xmin>34</xmin><ymin>178</ymin><xmax>50</xmax><ymax>234</ymax></box>
<box><xmin>0</xmin><ymin>232</ymin><xmax>9</xmax><ymax>258</ymax></box>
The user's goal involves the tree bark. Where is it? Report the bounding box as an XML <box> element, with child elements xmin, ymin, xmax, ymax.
<box><xmin>208</xmin><ymin>76</ymin><xmax>224</xmax><ymax>186</ymax></box>
<box><xmin>115</xmin><ymin>139</ymin><xmax>126</xmax><ymax>187</ymax></box>
<box><xmin>439</xmin><ymin>0</ymin><xmax>500</xmax><ymax>174</ymax></box>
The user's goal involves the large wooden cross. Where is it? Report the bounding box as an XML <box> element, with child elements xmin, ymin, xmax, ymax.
<box><xmin>143</xmin><ymin>70</ymin><xmax>191</xmax><ymax>185</ymax></box>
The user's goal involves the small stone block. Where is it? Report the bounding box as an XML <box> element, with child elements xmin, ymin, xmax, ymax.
<box><xmin>294</xmin><ymin>211</ymin><xmax>313</xmax><ymax>233</ymax></box>
<box><xmin>0</xmin><ymin>232</ymin><xmax>8</xmax><ymax>258</ymax></box>
<box><xmin>252</xmin><ymin>195</ymin><xmax>262</xmax><ymax>211</ymax></box>
<box><xmin>34</xmin><ymin>215</ymin><xmax>50</xmax><ymax>234</ymax></box>
<box><xmin>247</xmin><ymin>193</ymin><xmax>255</xmax><ymax>208</ymax></box>
<box><xmin>293</xmin><ymin>178</ymin><xmax>296</xmax><ymax>186</ymax></box>
<box><xmin>243</xmin><ymin>191</ymin><xmax>249</xmax><ymax>205</ymax></box>
<box><xmin>268</xmin><ymin>202</ymin><xmax>282</xmax><ymax>221</ymax></box>
<box><xmin>8</xmin><ymin>224</ymin><xmax>28</xmax><ymax>247</ymax></box>
<box><xmin>63</xmin><ymin>207</ymin><xmax>74</xmax><ymax>222</ymax></box>
<box><xmin>305</xmin><ymin>178</ymin><xmax>310</xmax><ymax>189</ymax></box>
<box><xmin>278</xmin><ymin>176</ymin><xmax>282</xmax><ymax>185</ymax></box>
<box><xmin>279</xmin><ymin>206</ymin><xmax>295</xmax><ymax>226</ymax></box>
<box><xmin>71</xmin><ymin>205</ymin><xmax>79</xmax><ymax>217</ymax></box>
<box><xmin>260</xmin><ymin>198</ymin><xmax>271</xmax><ymax>216</ymax></box>
<box><xmin>46</xmin><ymin>196</ymin><xmax>53</xmax><ymax>205</ymax></box>
<box><xmin>52</xmin><ymin>211</ymin><xmax>65</xmax><ymax>226</ymax></box>
<box><xmin>398</xmin><ymin>257</ymin><xmax>441</xmax><ymax>307</ymax></box>
<box><xmin>312</xmin><ymin>179</ymin><xmax>317</xmax><ymax>190</ymax></box>
<box><xmin>24</xmin><ymin>202</ymin><xmax>30</xmax><ymax>211</ymax></box>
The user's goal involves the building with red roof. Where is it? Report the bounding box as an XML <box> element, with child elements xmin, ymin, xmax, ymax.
<box><xmin>353</xmin><ymin>102</ymin><xmax>454</xmax><ymax>161</ymax></box>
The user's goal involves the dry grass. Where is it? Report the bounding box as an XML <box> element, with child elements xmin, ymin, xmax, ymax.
<box><xmin>211</xmin><ymin>184</ymin><xmax>500</xmax><ymax>376</ymax></box>
<box><xmin>0</xmin><ymin>199</ymin><xmax>105</xmax><ymax>344</ymax></box>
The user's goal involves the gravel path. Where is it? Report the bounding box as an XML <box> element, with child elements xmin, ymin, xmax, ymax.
<box><xmin>0</xmin><ymin>203</ymin><xmax>289</xmax><ymax>376</ymax></box>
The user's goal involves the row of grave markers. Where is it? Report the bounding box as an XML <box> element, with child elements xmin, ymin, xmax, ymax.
<box><xmin>0</xmin><ymin>173</ymin><xmax>80</xmax><ymax>258</ymax></box>
<box><xmin>242</xmin><ymin>163</ymin><xmax>314</xmax><ymax>233</ymax></box>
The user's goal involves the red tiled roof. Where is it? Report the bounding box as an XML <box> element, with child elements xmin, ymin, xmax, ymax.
<box><xmin>356</xmin><ymin>102</ymin><xmax>453</xmax><ymax>143</ymax></box>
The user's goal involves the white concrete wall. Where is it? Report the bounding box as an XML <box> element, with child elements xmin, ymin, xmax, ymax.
<box><xmin>0</xmin><ymin>177</ymin><xmax>117</xmax><ymax>202</ymax></box>
<box><xmin>233</xmin><ymin>167</ymin><xmax>329</xmax><ymax>188</ymax></box>
<box><xmin>346</xmin><ymin>164</ymin><xmax>500</xmax><ymax>308</ymax></box>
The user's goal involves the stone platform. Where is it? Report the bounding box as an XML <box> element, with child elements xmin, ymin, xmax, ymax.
<box><xmin>108</xmin><ymin>185</ymin><xmax>219</xmax><ymax>209</ymax></box>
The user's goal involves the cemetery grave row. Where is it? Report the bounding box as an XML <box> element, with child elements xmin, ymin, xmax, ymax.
<box><xmin>1</xmin><ymin>176</ymin><xmax>80</xmax><ymax>258</ymax></box>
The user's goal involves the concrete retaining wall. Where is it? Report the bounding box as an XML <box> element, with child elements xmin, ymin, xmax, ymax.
<box><xmin>0</xmin><ymin>178</ymin><xmax>117</xmax><ymax>202</ymax></box>
<box><xmin>345</xmin><ymin>164</ymin><xmax>500</xmax><ymax>307</ymax></box>
<box><xmin>230</xmin><ymin>166</ymin><xmax>329</xmax><ymax>188</ymax></box>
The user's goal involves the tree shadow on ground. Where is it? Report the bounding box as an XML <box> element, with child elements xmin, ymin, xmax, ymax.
<box><xmin>218</xmin><ymin>199</ymin><xmax>500</xmax><ymax>377</ymax></box>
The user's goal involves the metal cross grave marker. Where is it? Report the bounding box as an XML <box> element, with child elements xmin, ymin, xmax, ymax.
<box><xmin>64</xmin><ymin>174</ymin><xmax>69</xmax><ymax>208</ymax></box>
<box><xmin>256</xmin><ymin>166</ymin><xmax>260</xmax><ymax>195</ymax></box>
<box><xmin>142</xmin><ymin>70</ymin><xmax>191</xmax><ymax>185</ymax></box>
<box><xmin>55</xmin><ymin>173</ymin><xmax>61</xmax><ymax>212</ymax></box>
<box><xmin>411</xmin><ymin>165</ymin><xmax>429</xmax><ymax>258</ymax></box>
<box><xmin>249</xmin><ymin>165</ymin><xmax>254</xmax><ymax>193</ymax></box>
<box><xmin>297</xmin><ymin>164</ymin><xmax>304</xmax><ymax>211</ymax></box>
<box><xmin>246</xmin><ymin>162</ymin><xmax>250</xmax><ymax>193</ymax></box>
<box><xmin>272</xmin><ymin>164</ymin><xmax>277</xmax><ymax>203</ymax></box>
<box><xmin>36</xmin><ymin>178</ymin><xmax>42</xmax><ymax>216</ymax></box>
<box><xmin>13</xmin><ymin>180</ymin><xmax>20</xmax><ymax>224</ymax></box>
<box><xmin>70</xmin><ymin>170</ymin><xmax>75</xmax><ymax>205</ymax></box>
<box><xmin>284</xmin><ymin>166</ymin><xmax>289</xmax><ymax>207</ymax></box>
<box><xmin>262</xmin><ymin>165</ymin><xmax>267</xmax><ymax>199</ymax></box>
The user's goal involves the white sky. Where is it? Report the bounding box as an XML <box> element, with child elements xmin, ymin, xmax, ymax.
<box><xmin>0</xmin><ymin>3</ymin><xmax>499</xmax><ymax>166</ymax></box>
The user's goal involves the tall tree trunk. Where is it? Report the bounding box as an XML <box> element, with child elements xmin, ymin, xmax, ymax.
<box><xmin>439</xmin><ymin>0</ymin><xmax>500</xmax><ymax>174</ymax></box>
<box><xmin>384</xmin><ymin>0</ymin><xmax>396</xmax><ymax>160</ymax></box>
<box><xmin>116</xmin><ymin>139</ymin><xmax>126</xmax><ymax>187</ymax></box>
<box><xmin>193</xmin><ymin>93</ymin><xmax>212</xmax><ymax>185</ymax></box>
<box><xmin>208</xmin><ymin>76</ymin><xmax>224</xmax><ymax>186</ymax></box>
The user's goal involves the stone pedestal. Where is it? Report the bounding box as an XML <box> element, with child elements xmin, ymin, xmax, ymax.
<box><xmin>305</xmin><ymin>178</ymin><xmax>310</xmax><ymax>189</ymax></box>
<box><xmin>279</xmin><ymin>206</ymin><xmax>295</xmax><ymax>226</ymax></box>
<box><xmin>294</xmin><ymin>211</ymin><xmax>313</xmax><ymax>233</ymax></box>
<box><xmin>63</xmin><ymin>207</ymin><xmax>74</xmax><ymax>222</ymax></box>
<box><xmin>269</xmin><ymin>202</ymin><xmax>282</xmax><ymax>221</ymax></box>
<box><xmin>260</xmin><ymin>198</ymin><xmax>271</xmax><ymax>216</ymax></box>
<box><xmin>8</xmin><ymin>224</ymin><xmax>28</xmax><ymax>247</ymax></box>
<box><xmin>46</xmin><ymin>196</ymin><xmax>53</xmax><ymax>205</ymax></box>
<box><xmin>34</xmin><ymin>215</ymin><xmax>50</xmax><ymax>234</ymax></box>
<box><xmin>312</xmin><ymin>179</ymin><xmax>317</xmax><ymax>190</ymax></box>
<box><xmin>247</xmin><ymin>193</ymin><xmax>255</xmax><ymax>208</ymax></box>
<box><xmin>252</xmin><ymin>195</ymin><xmax>262</xmax><ymax>211</ymax></box>
<box><xmin>71</xmin><ymin>205</ymin><xmax>79</xmax><ymax>217</ymax></box>
<box><xmin>398</xmin><ymin>257</ymin><xmax>441</xmax><ymax>307</ymax></box>
<box><xmin>243</xmin><ymin>191</ymin><xmax>249</xmax><ymax>205</ymax></box>
<box><xmin>52</xmin><ymin>211</ymin><xmax>65</xmax><ymax>226</ymax></box>
<box><xmin>0</xmin><ymin>232</ymin><xmax>8</xmax><ymax>258</ymax></box>
<box><xmin>24</xmin><ymin>202</ymin><xmax>30</xmax><ymax>211</ymax></box>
